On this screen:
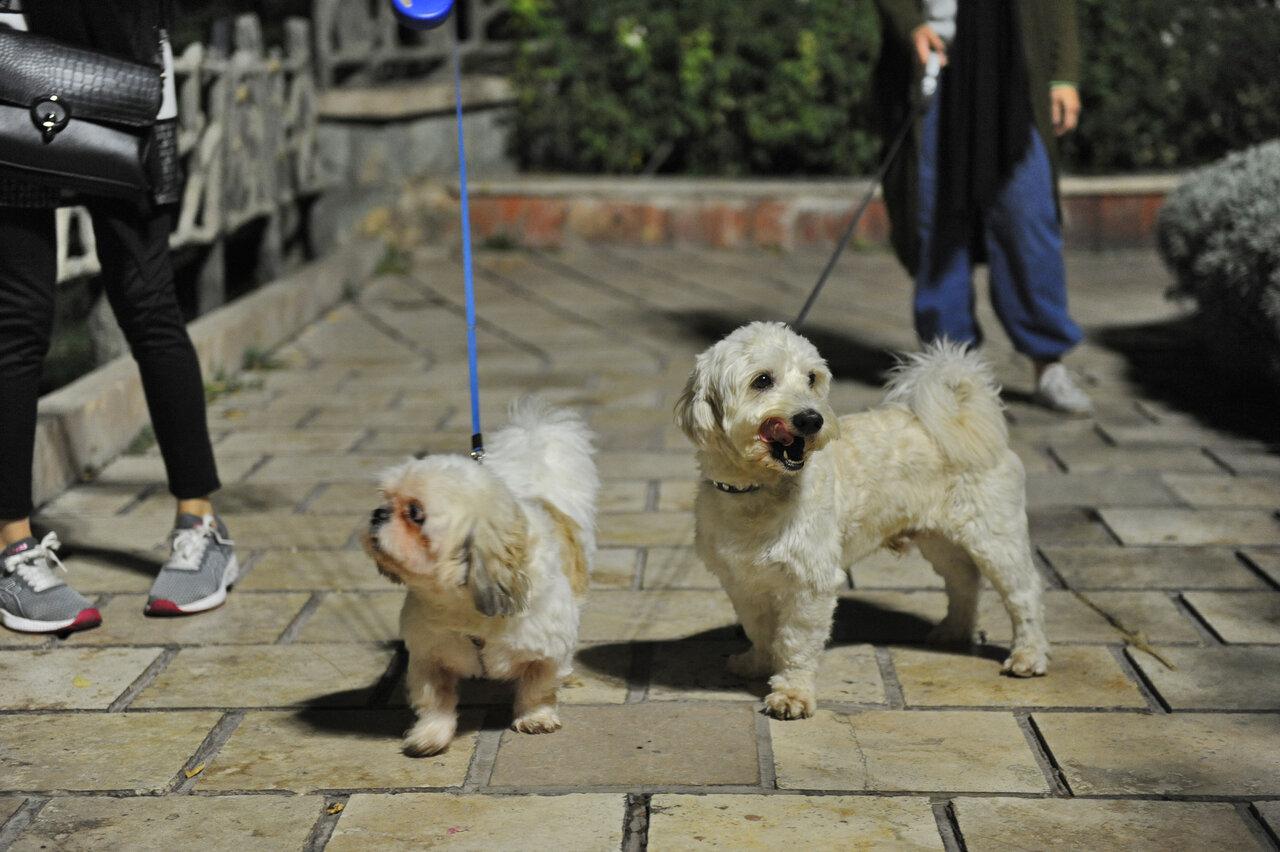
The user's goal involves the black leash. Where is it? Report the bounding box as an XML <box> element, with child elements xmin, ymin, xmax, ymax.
<box><xmin>794</xmin><ymin>56</ymin><xmax>941</xmax><ymax>328</ymax></box>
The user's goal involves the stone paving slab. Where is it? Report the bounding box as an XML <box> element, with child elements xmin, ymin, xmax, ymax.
<box><xmin>198</xmin><ymin>710</ymin><xmax>479</xmax><ymax>792</ymax></box>
<box><xmin>645</xmin><ymin>642</ymin><xmax>885</xmax><ymax>705</ymax></box>
<box><xmin>1033</xmin><ymin>712</ymin><xmax>1280</xmax><ymax>796</ymax></box>
<box><xmin>296</xmin><ymin>591</ymin><xmax>404</xmax><ymax>644</ymax></box>
<box><xmin>64</xmin><ymin>593</ymin><xmax>310</xmax><ymax>647</ymax></box>
<box><xmin>951</xmin><ymin>798</ymin><xmax>1263</xmax><ymax>852</ymax></box>
<box><xmin>1040</xmin><ymin>546</ymin><xmax>1266</xmax><ymax>590</ymax></box>
<box><xmin>131</xmin><ymin>644</ymin><xmax>395</xmax><ymax>708</ymax></box>
<box><xmin>217</xmin><ymin>513</ymin><xmax>360</xmax><ymax>550</ymax></box>
<box><xmin>770</xmin><ymin>710</ymin><xmax>1046</xmax><ymax>793</ymax></box>
<box><xmin>592</xmin><ymin>547</ymin><xmax>641</xmax><ymax>588</ymax></box>
<box><xmin>0</xmin><ymin>647</ymin><xmax>161</xmax><ymax>710</ymax></box>
<box><xmin>1181</xmin><ymin>591</ymin><xmax>1280</xmax><ymax>643</ymax></box>
<box><xmin>834</xmin><ymin>590</ymin><xmax>1202</xmax><ymax>645</ymax></box>
<box><xmin>0</xmin><ymin>712</ymin><xmax>220</xmax><ymax>792</ymax></box>
<box><xmin>0</xmin><ymin>797</ymin><xmax>25</xmax><ymax>827</ymax></box>
<box><xmin>1257</xmin><ymin>801</ymin><xmax>1280</xmax><ymax>838</ymax></box>
<box><xmin>890</xmin><ymin>646</ymin><xmax>1146</xmax><ymax>709</ymax></box>
<box><xmin>1129</xmin><ymin>646</ymin><xmax>1280</xmax><ymax>710</ymax></box>
<box><xmin>1245</xmin><ymin>549</ymin><xmax>1280</xmax><ymax>585</ymax></box>
<box><xmin>1099</xmin><ymin>508</ymin><xmax>1280</xmax><ymax>547</ymax></box>
<box><xmin>11</xmin><ymin>244</ymin><xmax>1280</xmax><ymax>849</ymax></box>
<box><xmin>579</xmin><ymin>590</ymin><xmax>738</xmax><ymax>642</ymax></box>
<box><xmin>239</xmin><ymin>550</ymin><xmax>389</xmax><ymax>590</ymax></box>
<box><xmin>641</xmin><ymin>546</ymin><xmax>720</xmax><ymax>590</ymax></box>
<box><xmin>12</xmin><ymin>794</ymin><xmax>324</xmax><ymax>852</ymax></box>
<box><xmin>326</xmin><ymin>793</ymin><xmax>626</xmax><ymax>851</ymax></box>
<box><xmin>1162</xmin><ymin>474</ymin><xmax>1280</xmax><ymax>508</ymax></box>
<box><xmin>648</xmin><ymin>794</ymin><xmax>943</xmax><ymax>850</ymax></box>
<box><xmin>489</xmin><ymin>704</ymin><xmax>759</xmax><ymax>788</ymax></box>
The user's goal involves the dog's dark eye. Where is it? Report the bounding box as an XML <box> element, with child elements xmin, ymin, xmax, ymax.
<box><xmin>751</xmin><ymin>372</ymin><xmax>773</xmax><ymax>390</ymax></box>
<box><xmin>404</xmin><ymin>501</ymin><xmax>426</xmax><ymax>526</ymax></box>
<box><xmin>808</xmin><ymin>372</ymin><xmax>817</xmax><ymax>387</ymax></box>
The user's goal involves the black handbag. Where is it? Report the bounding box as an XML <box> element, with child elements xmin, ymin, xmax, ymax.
<box><xmin>0</xmin><ymin>27</ymin><xmax>161</xmax><ymax>198</ymax></box>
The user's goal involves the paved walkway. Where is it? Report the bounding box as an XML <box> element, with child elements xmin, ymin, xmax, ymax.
<box><xmin>3</xmin><ymin>243</ymin><xmax>1279</xmax><ymax>850</ymax></box>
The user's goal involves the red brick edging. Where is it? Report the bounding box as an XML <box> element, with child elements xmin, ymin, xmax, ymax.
<box><xmin>453</xmin><ymin>176</ymin><xmax>1177</xmax><ymax>252</ymax></box>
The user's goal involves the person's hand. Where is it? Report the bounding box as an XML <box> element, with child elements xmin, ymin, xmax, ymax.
<box><xmin>910</xmin><ymin>24</ymin><xmax>947</xmax><ymax>68</ymax></box>
<box><xmin>1051</xmin><ymin>84</ymin><xmax>1081</xmax><ymax>136</ymax></box>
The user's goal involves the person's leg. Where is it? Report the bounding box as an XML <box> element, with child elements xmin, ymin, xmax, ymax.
<box><xmin>0</xmin><ymin>206</ymin><xmax>100</xmax><ymax>633</ymax></box>
<box><xmin>88</xmin><ymin>199</ymin><xmax>236</xmax><ymax>615</ymax></box>
<box><xmin>914</xmin><ymin>85</ymin><xmax>981</xmax><ymax>348</ymax></box>
<box><xmin>88</xmin><ymin>199</ymin><xmax>222</xmax><ymax>505</ymax></box>
<box><xmin>0</xmin><ymin>208</ymin><xmax>58</xmax><ymax>528</ymax></box>
<box><xmin>982</xmin><ymin>128</ymin><xmax>1090</xmax><ymax>413</ymax></box>
<box><xmin>983</xmin><ymin>129</ymin><xmax>1085</xmax><ymax>361</ymax></box>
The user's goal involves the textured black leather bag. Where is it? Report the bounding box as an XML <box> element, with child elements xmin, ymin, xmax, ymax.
<box><xmin>0</xmin><ymin>27</ymin><xmax>162</xmax><ymax>198</ymax></box>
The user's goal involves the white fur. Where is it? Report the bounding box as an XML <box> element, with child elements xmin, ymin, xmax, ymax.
<box><xmin>367</xmin><ymin>398</ymin><xmax>598</xmax><ymax>754</ymax></box>
<box><xmin>677</xmin><ymin>323</ymin><xmax>1048</xmax><ymax>720</ymax></box>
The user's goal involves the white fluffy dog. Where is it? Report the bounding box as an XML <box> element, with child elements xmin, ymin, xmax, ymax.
<box><xmin>676</xmin><ymin>322</ymin><xmax>1048</xmax><ymax>720</ymax></box>
<box><xmin>364</xmin><ymin>399</ymin><xmax>598</xmax><ymax>755</ymax></box>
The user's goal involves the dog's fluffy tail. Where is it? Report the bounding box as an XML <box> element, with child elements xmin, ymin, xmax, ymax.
<box><xmin>882</xmin><ymin>340</ymin><xmax>1008</xmax><ymax>470</ymax></box>
<box><xmin>487</xmin><ymin>396</ymin><xmax>599</xmax><ymax>538</ymax></box>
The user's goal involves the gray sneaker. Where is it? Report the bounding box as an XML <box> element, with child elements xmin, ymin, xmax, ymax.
<box><xmin>1</xmin><ymin>533</ymin><xmax>101</xmax><ymax>633</ymax></box>
<box><xmin>145</xmin><ymin>514</ymin><xmax>238</xmax><ymax>616</ymax></box>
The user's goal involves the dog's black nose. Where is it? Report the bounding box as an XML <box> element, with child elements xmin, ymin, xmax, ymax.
<box><xmin>369</xmin><ymin>505</ymin><xmax>392</xmax><ymax>529</ymax></box>
<box><xmin>791</xmin><ymin>409</ymin><xmax>824</xmax><ymax>436</ymax></box>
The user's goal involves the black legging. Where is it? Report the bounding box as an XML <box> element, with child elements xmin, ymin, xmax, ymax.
<box><xmin>0</xmin><ymin>200</ymin><xmax>220</xmax><ymax>519</ymax></box>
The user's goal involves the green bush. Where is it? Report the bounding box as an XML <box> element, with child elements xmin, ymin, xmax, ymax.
<box><xmin>511</xmin><ymin>0</ymin><xmax>1280</xmax><ymax>176</ymax></box>
<box><xmin>1157</xmin><ymin>140</ymin><xmax>1280</xmax><ymax>385</ymax></box>
<box><xmin>1064</xmin><ymin>0</ymin><xmax>1280</xmax><ymax>173</ymax></box>
<box><xmin>509</xmin><ymin>0</ymin><xmax>882</xmax><ymax>175</ymax></box>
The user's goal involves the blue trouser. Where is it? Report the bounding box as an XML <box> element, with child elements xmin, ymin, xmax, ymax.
<box><xmin>914</xmin><ymin>87</ymin><xmax>1083</xmax><ymax>361</ymax></box>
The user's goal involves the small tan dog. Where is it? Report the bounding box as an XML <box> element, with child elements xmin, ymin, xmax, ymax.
<box><xmin>364</xmin><ymin>400</ymin><xmax>598</xmax><ymax>755</ymax></box>
<box><xmin>677</xmin><ymin>322</ymin><xmax>1048</xmax><ymax>720</ymax></box>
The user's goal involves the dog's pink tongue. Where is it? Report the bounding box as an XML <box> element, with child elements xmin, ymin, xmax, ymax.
<box><xmin>761</xmin><ymin>417</ymin><xmax>794</xmax><ymax>445</ymax></box>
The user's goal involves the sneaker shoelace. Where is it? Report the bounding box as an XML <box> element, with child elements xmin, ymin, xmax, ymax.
<box><xmin>167</xmin><ymin>518</ymin><xmax>233</xmax><ymax>571</ymax></box>
<box><xmin>2</xmin><ymin>532</ymin><xmax>68</xmax><ymax>593</ymax></box>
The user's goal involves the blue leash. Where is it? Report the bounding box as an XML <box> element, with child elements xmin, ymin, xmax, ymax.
<box><xmin>452</xmin><ymin>33</ymin><xmax>484</xmax><ymax>461</ymax></box>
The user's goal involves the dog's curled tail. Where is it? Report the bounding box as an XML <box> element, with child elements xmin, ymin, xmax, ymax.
<box><xmin>492</xmin><ymin>396</ymin><xmax>599</xmax><ymax>535</ymax></box>
<box><xmin>883</xmin><ymin>340</ymin><xmax>1008</xmax><ymax>470</ymax></box>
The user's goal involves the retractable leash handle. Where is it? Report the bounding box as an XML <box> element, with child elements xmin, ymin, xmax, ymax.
<box><xmin>391</xmin><ymin>0</ymin><xmax>456</xmax><ymax>30</ymax></box>
<box><xmin>390</xmin><ymin>0</ymin><xmax>485</xmax><ymax>461</ymax></box>
<box><xmin>793</xmin><ymin>50</ymin><xmax>943</xmax><ymax>328</ymax></box>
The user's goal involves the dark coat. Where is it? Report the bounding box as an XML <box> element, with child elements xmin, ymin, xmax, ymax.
<box><xmin>0</xmin><ymin>0</ymin><xmax>180</xmax><ymax>208</ymax></box>
<box><xmin>872</xmin><ymin>0</ymin><xmax>1080</xmax><ymax>275</ymax></box>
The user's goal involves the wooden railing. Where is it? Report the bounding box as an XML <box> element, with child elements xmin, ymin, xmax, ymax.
<box><xmin>55</xmin><ymin>0</ymin><xmax>510</xmax><ymax>313</ymax></box>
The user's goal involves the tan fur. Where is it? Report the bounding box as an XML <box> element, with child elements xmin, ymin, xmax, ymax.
<box><xmin>540</xmin><ymin>499</ymin><xmax>589</xmax><ymax>596</ymax></box>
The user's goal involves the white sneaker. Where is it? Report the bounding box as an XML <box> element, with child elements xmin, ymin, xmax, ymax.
<box><xmin>1034</xmin><ymin>363</ymin><xmax>1093</xmax><ymax>416</ymax></box>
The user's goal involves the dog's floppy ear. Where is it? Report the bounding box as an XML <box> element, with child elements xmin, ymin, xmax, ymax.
<box><xmin>674</xmin><ymin>360</ymin><xmax>720</xmax><ymax>444</ymax></box>
<box><xmin>460</xmin><ymin>503</ymin><xmax>531</xmax><ymax>618</ymax></box>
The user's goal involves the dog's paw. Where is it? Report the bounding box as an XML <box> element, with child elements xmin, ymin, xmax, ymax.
<box><xmin>512</xmin><ymin>706</ymin><xmax>562</xmax><ymax>734</ymax></box>
<box><xmin>1001</xmin><ymin>646</ymin><xmax>1049</xmax><ymax>678</ymax></box>
<box><xmin>727</xmin><ymin>649</ymin><xmax>771</xmax><ymax>678</ymax></box>
<box><xmin>402</xmin><ymin>714</ymin><xmax>457</xmax><ymax>757</ymax></box>
<box><xmin>763</xmin><ymin>687</ymin><xmax>816</xmax><ymax>720</ymax></box>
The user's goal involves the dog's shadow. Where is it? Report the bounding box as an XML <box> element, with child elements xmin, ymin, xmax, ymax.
<box><xmin>577</xmin><ymin>597</ymin><xmax>1010</xmax><ymax>699</ymax></box>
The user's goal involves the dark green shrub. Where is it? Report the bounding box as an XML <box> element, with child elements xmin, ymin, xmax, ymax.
<box><xmin>1064</xmin><ymin>0</ymin><xmax>1280</xmax><ymax>173</ymax></box>
<box><xmin>1157</xmin><ymin>140</ymin><xmax>1280</xmax><ymax>386</ymax></box>
<box><xmin>508</xmin><ymin>0</ymin><xmax>882</xmax><ymax>175</ymax></box>
<box><xmin>511</xmin><ymin>0</ymin><xmax>1280</xmax><ymax>175</ymax></box>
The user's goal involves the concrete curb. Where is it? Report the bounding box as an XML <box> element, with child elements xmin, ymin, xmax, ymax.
<box><xmin>33</xmin><ymin>238</ymin><xmax>385</xmax><ymax>508</ymax></box>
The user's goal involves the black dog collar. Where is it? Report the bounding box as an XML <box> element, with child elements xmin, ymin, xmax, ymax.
<box><xmin>711</xmin><ymin>480</ymin><xmax>762</xmax><ymax>494</ymax></box>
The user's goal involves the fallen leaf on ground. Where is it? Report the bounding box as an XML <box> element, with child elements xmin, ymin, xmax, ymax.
<box><xmin>326</xmin><ymin>803</ymin><xmax>345</xmax><ymax>815</ymax></box>
<box><xmin>184</xmin><ymin>763</ymin><xmax>205</xmax><ymax>779</ymax></box>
